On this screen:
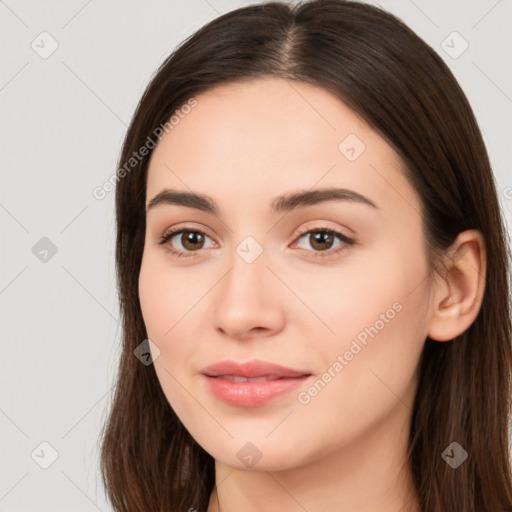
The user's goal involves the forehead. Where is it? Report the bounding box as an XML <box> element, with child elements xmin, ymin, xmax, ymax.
<box><xmin>149</xmin><ymin>78</ymin><xmax>372</xmax><ymax>162</ymax></box>
<box><xmin>145</xmin><ymin>78</ymin><xmax>419</xmax><ymax>218</ymax></box>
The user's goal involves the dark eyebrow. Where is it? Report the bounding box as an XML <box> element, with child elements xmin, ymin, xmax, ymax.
<box><xmin>271</xmin><ymin>188</ymin><xmax>379</xmax><ymax>213</ymax></box>
<box><xmin>146</xmin><ymin>187</ymin><xmax>379</xmax><ymax>214</ymax></box>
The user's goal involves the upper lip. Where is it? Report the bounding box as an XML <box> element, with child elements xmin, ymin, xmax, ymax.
<box><xmin>201</xmin><ymin>359</ymin><xmax>311</xmax><ymax>379</ymax></box>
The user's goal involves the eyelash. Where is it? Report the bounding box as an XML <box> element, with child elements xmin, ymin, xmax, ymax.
<box><xmin>158</xmin><ymin>225</ymin><xmax>356</xmax><ymax>259</ymax></box>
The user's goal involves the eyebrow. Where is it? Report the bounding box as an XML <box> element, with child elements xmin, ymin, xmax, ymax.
<box><xmin>146</xmin><ymin>187</ymin><xmax>379</xmax><ymax>215</ymax></box>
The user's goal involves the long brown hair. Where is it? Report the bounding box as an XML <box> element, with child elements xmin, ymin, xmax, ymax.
<box><xmin>99</xmin><ymin>1</ymin><xmax>512</xmax><ymax>510</ymax></box>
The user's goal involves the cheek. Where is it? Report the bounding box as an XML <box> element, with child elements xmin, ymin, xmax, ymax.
<box><xmin>138</xmin><ymin>253</ymin><xmax>193</xmax><ymax>340</ymax></box>
<box><xmin>138</xmin><ymin>244</ymin><xmax>218</xmax><ymax>328</ymax></box>
<box><xmin>138</xmin><ymin>260</ymin><xmax>167</xmax><ymax>339</ymax></box>
<box><xmin>294</xmin><ymin>301</ymin><xmax>425</xmax><ymax>458</ymax></box>
<box><xmin>293</xmin><ymin>242</ymin><xmax>428</xmax><ymax>409</ymax></box>
<box><xmin>138</xmin><ymin>258</ymin><xmax>197</xmax><ymax>416</ymax></box>
<box><xmin>138</xmin><ymin>254</ymin><xmax>203</xmax><ymax>373</ymax></box>
<box><xmin>287</xmin><ymin>239</ymin><xmax>428</xmax><ymax>347</ymax></box>
<box><xmin>138</xmin><ymin>257</ymin><xmax>190</xmax><ymax>381</ymax></box>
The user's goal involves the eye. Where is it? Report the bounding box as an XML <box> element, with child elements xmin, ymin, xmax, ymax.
<box><xmin>158</xmin><ymin>227</ymin><xmax>216</xmax><ymax>257</ymax></box>
<box><xmin>291</xmin><ymin>227</ymin><xmax>355</xmax><ymax>258</ymax></box>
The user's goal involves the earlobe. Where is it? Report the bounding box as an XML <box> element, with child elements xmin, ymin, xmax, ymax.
<box><xmin>427</xmin><ymin>230</ymin><xmax>487</xmax><ymax>342</ymax></box>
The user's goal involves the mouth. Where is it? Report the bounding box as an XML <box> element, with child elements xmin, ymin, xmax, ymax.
<box><xmin>201</xmin><ymin>359</ymin><xmax>312</xmax><ymax>407</ymax></box>
<box><xmin>211</xmin><ymin>374</ymin><xmax>286</xmax><ymax>382</ymax></box>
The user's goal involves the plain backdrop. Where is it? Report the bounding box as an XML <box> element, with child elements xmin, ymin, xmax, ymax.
<box><xmin>1</xmin><ymin>1</ymin><xmax>511</xmax><ymax>510</ymax></box>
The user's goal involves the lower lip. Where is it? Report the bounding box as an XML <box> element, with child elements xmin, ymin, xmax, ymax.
<box><xmin>203</xmin><ymin>375</ymin><xmax>310</xmax><ymax>407</ymax></box>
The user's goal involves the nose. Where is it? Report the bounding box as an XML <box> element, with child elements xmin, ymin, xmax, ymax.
<box><xmin>212</xmin><ymin>247</ymin><xmax>285</xmax><ymax>341</ymax></box>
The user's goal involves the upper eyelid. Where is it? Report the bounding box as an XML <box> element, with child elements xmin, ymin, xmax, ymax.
<box><xmin>160</xmin><ymin>223</ymin><xmax>217</xmax><ymax>242</ymax></box>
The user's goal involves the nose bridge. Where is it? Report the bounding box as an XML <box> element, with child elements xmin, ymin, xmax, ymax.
<box><xmin>222</xmin><ymin>235</ymin><xmax>270</xmax><ymax>303</ymax></box>
<box><xmin>212</xmin><ymin>234</ymin><xmax>284</xmax><ymax>338</ymax></box>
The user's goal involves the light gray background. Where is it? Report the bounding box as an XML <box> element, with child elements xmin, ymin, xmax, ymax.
<box><xmin>1</xmin><ymin>1</ymin><xmax>511</xmax><ymax>510</ymax></box>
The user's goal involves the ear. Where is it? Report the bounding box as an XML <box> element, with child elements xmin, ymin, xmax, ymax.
<box><xmin>427</xmin><ymin>229</ymin><xmax>487</xmax><ymax>342</ymax></box>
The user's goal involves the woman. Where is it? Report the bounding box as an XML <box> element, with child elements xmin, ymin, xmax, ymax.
<box><xmin>99</xmin><ymin>1</ymin><xmax>512</xmax><ymax>510</ymax></box>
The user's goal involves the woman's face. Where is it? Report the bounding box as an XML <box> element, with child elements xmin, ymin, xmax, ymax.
<box><xmin>139</xmin><ymin>78</ymin><xmax>433</xmax><ymax>471</ymax></box>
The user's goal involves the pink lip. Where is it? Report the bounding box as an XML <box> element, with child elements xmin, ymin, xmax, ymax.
<box><xmin>201</xmin><ymin>359</ymin><xmax>312</xmax><ymax>407</ymax></box>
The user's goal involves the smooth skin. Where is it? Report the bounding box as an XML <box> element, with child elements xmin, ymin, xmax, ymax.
<box><xmin>138</xmin><ymin>78</ymin><xmax>486</xmax><ymax>512</ymax></box>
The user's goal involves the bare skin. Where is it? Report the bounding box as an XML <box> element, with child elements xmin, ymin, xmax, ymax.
<box><xmin>138</xmin><ymin>78</ymin><xmax>486</xmax><ymax>512</ymax></box>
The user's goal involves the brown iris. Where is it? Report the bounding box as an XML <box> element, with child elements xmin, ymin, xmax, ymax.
<box><xmin>179</xmin><ymin>230</ymin><xmax>205</xmax><ymax>251</ymax></box>
<box><xmin>308</xmin><ymin>231</ymin><xmax>335</xmax><ymax>251</ymax></box>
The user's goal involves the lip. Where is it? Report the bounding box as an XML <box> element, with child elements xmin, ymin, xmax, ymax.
<box><xmin>201</xmin><ymin>359</ymin><xmax>312</xmax><ymax>407</ymax></box>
